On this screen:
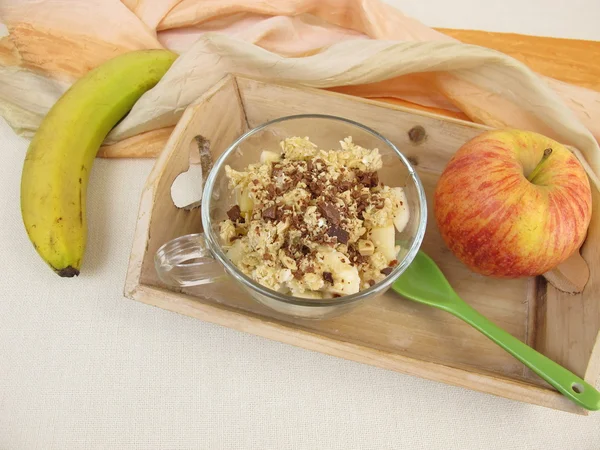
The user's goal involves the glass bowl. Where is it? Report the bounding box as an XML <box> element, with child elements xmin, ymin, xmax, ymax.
<box><xmin>156</xmin><ymin>114</ymin><xmax>427</xmax><ymax>319</ymax></box>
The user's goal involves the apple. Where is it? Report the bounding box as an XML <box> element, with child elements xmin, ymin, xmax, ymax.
<box><xmin>434</xmin><ymin>129</ymin><xmax>592</xmax><ymax>278</ymax></box>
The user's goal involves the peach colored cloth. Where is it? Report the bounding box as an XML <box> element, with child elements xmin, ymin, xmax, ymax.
<box><xmin>0</xmin><ymin>0</ymin><xmax>599</xmax><ymax>183</ymax></box>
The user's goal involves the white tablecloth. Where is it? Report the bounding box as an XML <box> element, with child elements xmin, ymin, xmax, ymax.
<box><xmin>2</xmin><ymin>2</ymin><xmax>600</xmax><ymax>448</ymax></box>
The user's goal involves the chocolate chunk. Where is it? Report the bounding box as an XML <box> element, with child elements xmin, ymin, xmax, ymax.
<box><xmin>347</xmin><ymin>245</ymin><xmax>369</xmax><ymax>265</ymax></box>
<box><xmin>313</xmin><ymin>232</ymin><xmax>326</xmax><ymax>244</ymax></box>
<box><xmin>290</xmin><ymin>172</ymin><xmax>303</xmax><ymax>187</ymax></box>
<box><xmin>318</xmin><ymin>201</ymin><xmax>340</xmax><ymax>225</ymax></box>
<box><xmin>291</xmin><ymin>214</ymin><xmax>302</xmax><ymax>228</ymax></box>
<box><xmin>227</xmin><ymin>205</ymin><xmax>241</xmax><ymax>221</ymax></box>
<box><xmin>293</xmin><ymin>270</ymin><xmax>304</xmax><ymax>280</ymax></box>
<box><xmin>368</xmin><ymin>279</ymin><xmax>375</xmax><ymax>286</ymax></box>
<box><xmin>327</xmin><ymin>225</ymin><xmax>349</xmax><ymax>244</ymax></box>
<box><xmin>355</xmin><ymin>171</ymin><xmax>366</xmax><ymax>186</ymax></box>
<box><xmin>380</xmin><ymin>267</ymin><xmax>393</xmax><ymax>276</ymax></box>
<box><xmin>301</xmin><ymin>245</ymin><xmax>311</xmax><ymax>255</ymax></box>
<box><xmin>356</xmin><ymin>171</ymin><xmax>379</xmax><ymax>188</ymax></box>
<box><xmin>370</xmin><ymin>171</ymin><xmax>379</xmax><ymax>187</ymax></box>
<box><xmin>262</xmin><ymin>205</ymin><xmax>277</xmax><ymax>220</ymax></box>
<box><xmin>309</xmin><ymin>181</ymin><xmax>324</xmax><ymax>197</ymax></box>
<box><xmin>339</xmin><ymin>180</ymin><xmax>353</xmax><ymax>192</ymax></box>
<box><xmin>323</xmin><ymin>272</ymin><xmax>334</xmax><ymax>284</ymax></box>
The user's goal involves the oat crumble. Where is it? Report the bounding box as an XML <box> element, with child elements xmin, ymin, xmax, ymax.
<box><xmin>219</xmin><ymin>136</ymin><xmax>409</xmax><ymax>299</ymax></box>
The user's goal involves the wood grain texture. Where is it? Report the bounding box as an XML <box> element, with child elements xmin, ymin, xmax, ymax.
<box><xmin>537</xmin><ymin>186</ymin><xmax>600</xmax><ymax>383</ymax></box>
<box><xmin>543</xmin><ymin>251</ymin><xmax>590</xmax><ymax>294</ymax></box>
<box><xmin>98</xmin><ymin>127</ymin><xmax>175</xmax><ymax>158</ymax></box>
<box><xmin>125</xmin><ymin>75</ymin><xmax>599</xmax><ymax>414</ymax></box>
<box><xmin>131</xmin><ymin>283</ymin><xmax>582</xmax><ymax>415</ymax></box>
<box><xmin>436</xmin><ymin>29</ymin><xmax>600</xmax><ymax>92</ymax></box>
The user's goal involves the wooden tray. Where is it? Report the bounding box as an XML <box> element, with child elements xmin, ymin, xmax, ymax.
<box><xmin>124</xmin><ymin>74</ymin><xmax>600</xmax><ymax>415</ymax></box>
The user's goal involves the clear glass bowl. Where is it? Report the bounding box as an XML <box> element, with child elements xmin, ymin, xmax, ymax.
<box><xmin>156</xmin><ymin>114</ymin><xmax>427</xmax><ymax>319</ymax></box>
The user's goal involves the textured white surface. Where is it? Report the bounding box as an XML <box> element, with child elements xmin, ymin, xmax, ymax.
<box><xmin>2</xmin><ymin>2</ymin><xmax>600</xmax><ymax>449</ymax></box>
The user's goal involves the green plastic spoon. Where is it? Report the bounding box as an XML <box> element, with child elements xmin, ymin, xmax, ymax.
<box><xmin>392</xmin><ymin>250</ymin><xmax>600</xmax><ymax>411</ymax></box>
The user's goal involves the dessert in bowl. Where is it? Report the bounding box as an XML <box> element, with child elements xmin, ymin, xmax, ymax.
<box><xmin>156</xmin><ymin>115</ymin><xmax>427</xmax><ymax>319</ymax></box>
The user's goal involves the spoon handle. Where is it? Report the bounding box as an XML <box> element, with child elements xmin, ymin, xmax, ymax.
<box><xmin>447</xmin><ymin>295</ymin><xmax>600</xmax><ymax>411</ymax></box>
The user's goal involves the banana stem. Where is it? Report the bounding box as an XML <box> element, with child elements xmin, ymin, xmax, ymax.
<box><xmin>527</xmin><ymin>148</ymin><xmax>553</xmax><ymax>182</ymax></box>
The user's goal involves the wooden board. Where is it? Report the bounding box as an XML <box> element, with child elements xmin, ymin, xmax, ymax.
<box><xmin>124</xmin><ymin>75</ymin><xmax>600</xmax><ymax>415</ymax></box>
<box><xmin>436</xmin><ymin>29</ymin><xmax>600</xmax><ymax>92</ymax></box>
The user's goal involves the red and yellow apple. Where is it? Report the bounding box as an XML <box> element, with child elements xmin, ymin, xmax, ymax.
<box><xmin>434</xmin><ymin>129</ymin><xmax>592</xmax><ymax>278</ymax></box>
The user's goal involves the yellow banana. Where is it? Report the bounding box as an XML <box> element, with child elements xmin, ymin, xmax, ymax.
<box><xmin>21</xmin><ymin>50</ymin><xmax>178</xmax><ymax>277</ymax></box>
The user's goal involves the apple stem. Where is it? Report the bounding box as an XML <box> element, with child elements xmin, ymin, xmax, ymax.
<box><xmin>527</xmin><ymin>148</ymin><xmax>553</xmax><ymax>182</ymax></box>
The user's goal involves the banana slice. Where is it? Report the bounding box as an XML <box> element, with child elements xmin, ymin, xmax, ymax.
<box><xmin>226</xmin><ymin>239</ymin><xmax>244</xmax><ymax>265</ymax></box>
<box><xmin>368</xmin><ymin>224</ymin><xmax>397</xmax><ymax>261</ymax></box>
<box><xmin>293</xmin><ymin>290</ymin><xmax>323</xmax><ymax>299</ymax></box>
<box><xmin>321</xmin><ymin>250</ymin><xmax>361</xmax><ymax>296</ymax></box>
<box><xmin>260</xmin><ymin>150</ymin><xmax>281</xmax><ymax>164</ymax></box>
<box><xmin>391</xmin><ymin>187</ymin><xmax>410</xmax><ymax>233</ymax></box>
<box><xmin>235</xmin><ymin>186</ymin><xmax>254</xmax><ymax>213</ymax></box>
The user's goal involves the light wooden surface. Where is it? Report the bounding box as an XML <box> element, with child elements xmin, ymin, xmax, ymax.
<box><xmin>125</xmin><ymin>75</ymin><xmax>600</xmax><ymax>414</ymax></box>
<box><xmin>436</xmin><ymin>29</ymin><xmax>600</xmax><ymax>92</ymax></box>
<box><xmin>543</xmin><ymin>250</ymin><xmax>590</xmax><ymax>294</ymax></box>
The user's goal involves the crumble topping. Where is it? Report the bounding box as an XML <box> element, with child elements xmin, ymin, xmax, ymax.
<box><xmin>219</xmin><ymin>136</ymin><xmax>409</xmax><ymax>299</ymax></box>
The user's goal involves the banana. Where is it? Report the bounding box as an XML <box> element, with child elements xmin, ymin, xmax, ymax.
<box><xmin>367</xmin><ymin>224</ymin><xmax>397</xmax><ymax>261</ymax></box>
<box><xmin>321</xmin><ymin>249</ymin><xmax>361</xmax><ymax>296</ymax></box>
<box><xmin>260</xmin><ymin>150</ymin><xmax>280</xmax><ymax>164</ymax></box>
<box><xmin>226</xmin><ymin>239</ymin><xmax>245</xmax><ymax>266</ymax></box>
<box><xmin>235</xmin><ymin>186</ymin><xmax>254</xmax><ymax>213</ymax></box>
<box><xmin>392</xmin><ymin>187</ymin><xmax>410</xmax><ymax>233</ymax></box>
<box><xmin>21</xmin><ymin>50</ymin><xmax>178</xmax><ymax>276</ymax></box>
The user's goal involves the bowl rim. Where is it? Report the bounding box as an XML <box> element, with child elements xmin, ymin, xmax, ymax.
<box><xmin>201</xmin><ymin>113</ymin><xmax>428</xmax><ymax>307</ymax></box>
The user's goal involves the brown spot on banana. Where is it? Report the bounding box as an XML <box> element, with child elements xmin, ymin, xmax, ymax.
<box><xmin>57</xmin><ymin>266</ymin><xmax>79</xmax><ymax>277</ymax></box>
